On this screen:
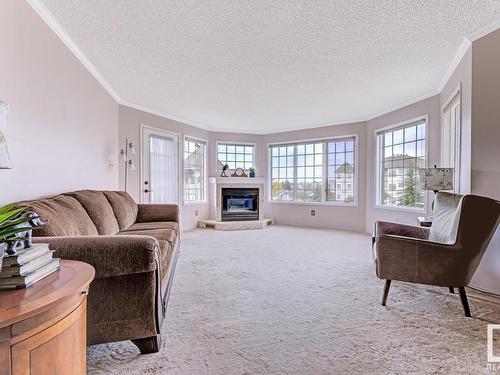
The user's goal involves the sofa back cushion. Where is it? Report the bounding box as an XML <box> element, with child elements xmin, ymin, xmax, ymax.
<box><xmin>65</xmin><ymin>190</ymin><xmax>120</xmax><ymax>235</ymax></box>
<box><xmin>19</xmin><ymin>195</ymin><xmax>98</xmax><ymax>237</ymax></box>
<box><xmin>102</xmin><ymin>191</ymin><xmax>138</xmax><ymax>230</ymax></box>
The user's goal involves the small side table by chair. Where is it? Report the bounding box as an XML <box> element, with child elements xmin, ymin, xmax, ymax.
<box><xmin>417</xmin><ymin>216</ymin><xmax>432</xmax><ymax>227</ymax></box>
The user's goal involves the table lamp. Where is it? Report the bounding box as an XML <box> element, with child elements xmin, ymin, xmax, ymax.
<box><xmin>419</xmin><ymin>166</ymin><xmax>454</xmax><ymax>209</ymax></box>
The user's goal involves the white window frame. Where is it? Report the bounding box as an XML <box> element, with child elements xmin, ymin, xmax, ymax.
<box><xmin>441</xmin><ymin>85</ymin><xmax>461</xmax><ymax>193</ymax></box>
<box><xmin>183</xmin><ymin>135</ymin><xmax>208</xmax><ymax>205</ymax></box>
<box><xmin>374</xmin><ymin>115</ymin><xmax>428</xmax><ymax>212</ymax></box>
<box><xmin>215</xmin><ymin>141</ymin><xmax>257</xmax><ymax>171</ymax></box>
<box><xmin>267</xmin><ymin>134</ymin><xmax>359</xmax><ymax>206</ymax></box>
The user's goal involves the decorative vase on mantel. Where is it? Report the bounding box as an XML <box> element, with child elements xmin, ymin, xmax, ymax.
<box><xmin>249</xmin><ymin>168</ymin><xmax>256</xmax><ymax>178</ymax></box>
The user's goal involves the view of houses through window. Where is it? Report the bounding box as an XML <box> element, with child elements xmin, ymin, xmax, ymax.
<box><xmin>377</xmin><ymin>119</ymin><xmax>426</xmax><ymax>209</ymax></box>
<box><xmin>270</xmin><ymin>137</ymin><xmax>356</xmax><ymax>203</ymax></box>
<box><xmin>184</xmin><ymin>138</ymin><xmax>206</xmax><ymax>202</ymax></box>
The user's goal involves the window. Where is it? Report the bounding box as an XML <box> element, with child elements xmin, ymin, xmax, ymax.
<box><xmin>217</xmin><ymin>143</ymin><xmax>255</xmax><ymax>170</ymax></box>
<box><xmin>184</xmin><ymin>138</ymin><xmax>206</xmax><ymax>202</ymax></box>
<box><xmin>376</xmin><ymin>118</ymin><xmax>426</xmax><ymax>209</ymax></box>
<box><xmin>270</xmin><ymin>137</ymin><xmax>356</xmax><ymax>204</ymax></box>
<box><xmin>442</xmin><ymin>90</ymin><xmax>461</xmax><ymax>192</ymax></box>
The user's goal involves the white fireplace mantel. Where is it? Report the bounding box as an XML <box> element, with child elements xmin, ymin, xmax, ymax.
<box><xmin>209</xmin><ymin>177</ymin><xmax>265</xmax><ymax>185</ymax></box>
<box><xmin>208</xmin><ymin>177</ymin><xmax>265</xmax><ymax>221</ymax></box>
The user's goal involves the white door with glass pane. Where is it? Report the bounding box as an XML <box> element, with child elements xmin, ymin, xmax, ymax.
<box><xmin>141</xmin><ymin>126</ymin><xmax>179</xmax><ymax>204</ymax></box>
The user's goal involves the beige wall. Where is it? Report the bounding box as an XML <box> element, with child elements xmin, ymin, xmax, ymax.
<box><xmin>0</xmin><ymin>0</ymin><xmax>118</xmax><ymax>204</ymax></box>
<box><xmin>469</xmin><ymin>29</ymin><xmax>500</xmax><ymax>295</ymax></box>
<box><xmin>118</xmin><ymin>105</ymin><xmax>210</xmax><ymax>230</ymax></box>
<box><xmin>471</xmin><ymin>31</ymin><xmax>500</xmax><ymax>200</ymax></box>
<box><xmin>262</xmin><ymin>123</ymin><xmax>367</xmax><ymax>232</ymax></box>
<box><xmin>365</xmin><ymin>95</ymin><xmax>441</xmax><ymax>232</ymax></box>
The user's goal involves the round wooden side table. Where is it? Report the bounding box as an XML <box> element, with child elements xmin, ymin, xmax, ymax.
<box><xmin>0</xmin><ymin>260</ymin><xmax>95</xmax><ymax>375</ymax></box>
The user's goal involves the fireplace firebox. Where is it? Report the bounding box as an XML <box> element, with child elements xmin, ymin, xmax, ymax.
<box><xmin>221</xmin><ymin>188</ymin><xmax>259</xmax><ymax>221</ymax></box>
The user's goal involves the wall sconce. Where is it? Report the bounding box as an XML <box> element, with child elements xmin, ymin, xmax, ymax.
<box><xmin>121</xmin><ymin>138</ymin><xmax>136</xmax><ymax>191</ymax></box>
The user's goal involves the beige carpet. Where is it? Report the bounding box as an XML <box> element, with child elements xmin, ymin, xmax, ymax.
<box><xmin>87</xmin><ymin>226</ymin><xmax>500</xmax><ymax>374</ymax></box>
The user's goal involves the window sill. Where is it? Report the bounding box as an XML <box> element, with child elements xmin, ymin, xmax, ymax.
<box><xmin>374</xmin><ymin>204</ymin><xmax>426</xmax><ymax>213</ymax></box>
<box><xmin>268</xmin><ymin>200</ymin><xmax>358</xmax><ymax>207</ymax></box>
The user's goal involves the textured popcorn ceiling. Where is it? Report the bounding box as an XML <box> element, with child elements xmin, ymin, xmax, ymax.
<box><xmin>39</xmin><ymin>0</ymin><xmax>500</xmax><ymax>133</ymax></box>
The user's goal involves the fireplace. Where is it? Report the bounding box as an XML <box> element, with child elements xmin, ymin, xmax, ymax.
<box><xmin>221</xmin><ymin>188</ymin><xmax>259</xmax><ymax>221</ymax></box>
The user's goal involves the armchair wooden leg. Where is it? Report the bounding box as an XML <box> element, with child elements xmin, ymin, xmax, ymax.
<box><xmin>448</xmin><ymin>287</ymin><xmax>455</xmax><ymax>294</ymax></box>
<box><xmin>381</xmin><ymin>279</ymin><xmax>391</xmax><ymax>306</ymax></box>
<box><xmin>458</xmin><ymin>287</ymin><xmax>471</xmax><ymax>317</ymax></box>
<box><xmin>132</xmin><ymin>334</ymin><xmax>162</xmax><ymax>354</ymax></box>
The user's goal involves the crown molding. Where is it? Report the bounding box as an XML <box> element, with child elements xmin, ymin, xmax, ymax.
<box><xmin>365</xmin><ymin>90</ymin><xmax>440</xmax><ymax>122</ymax></box>
<box><xmin>206</xmin><ymin>117</ymin><xmax>369</xmax><ymax>135</ymax></box>
<box><xmin>26</xmin><ymin>0</ymin><xmax>121</xmax><ymax>103</ymax></box>
<box><xmin>119</xmin><ymin>101</ymin><xmax>212</xmax><ymax>131</ymax></box>
<box><xmin>468</xmin><ymin>16</ymin><xmax>500</xmax><ymax>42</ymax></box>
<box><xmin>437</xmin><ymin>38</ymin><xmax>471</xmax><ymax>93</ymax></box>
<box><xmin>26</xmin><ymin>1</ymin><xmax>500</xmax><ymax>136</ymax></box>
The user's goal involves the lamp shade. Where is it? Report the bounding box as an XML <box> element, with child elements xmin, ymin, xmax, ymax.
<box><xmin>0</xmin><ymin>101</ymin><xmax>12</xmax><ymax>169</ymax></box>
<box><xmin>419</xmin><ymin>167</ymin><xmax>454</xmax><ymax>192</ymax></box>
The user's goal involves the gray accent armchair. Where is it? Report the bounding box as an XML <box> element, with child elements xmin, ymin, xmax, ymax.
<box><xmin>372</xmin><ymin>192</ymin><xmax>500</xmax><ymax>317</ymax></box>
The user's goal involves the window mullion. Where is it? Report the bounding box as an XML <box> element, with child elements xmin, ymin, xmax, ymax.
<box><xmin>293</xmin><ymin>145</ymin><xmax>298</xmax><ymax>201</ymax></box>
<box><xmin>322</xmin><ymin>142</ymin><xmax>327</xmax><ymax>202</ymax></box>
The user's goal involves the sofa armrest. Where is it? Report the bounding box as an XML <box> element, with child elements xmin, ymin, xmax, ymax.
<box><xmin>32</xmin><ymin>235</ymin><xmax>159</xmax><ymax>279</ymax></box>
<box><xmin>136</xmin><ymin>204</ymin><xmax>180</xmax><ymax>224</ymax></box>
<box><xmin>374</xmin><ymin>221</ymin><xmax>429</xmax><ymax>240</ymax></box>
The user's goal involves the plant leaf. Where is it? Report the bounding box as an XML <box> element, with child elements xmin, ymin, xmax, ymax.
<box><xmin>0</xmin><ymin>216</ymin><xmax>33</xmax><ymax>230</ymax></box>
<box><xmin>0</xmin><ymin>204</ymin><xmax>16</xmax><ymax>215</ymax></box>
<box><xmin>0</xmin><ymin>225</ymin><xmax>33</xmax><ymax>240</ymax></box>
<box><xmin>0</xmin><ymin>207</ymin><xmax>28</xmax><ymax>223</ymax></box>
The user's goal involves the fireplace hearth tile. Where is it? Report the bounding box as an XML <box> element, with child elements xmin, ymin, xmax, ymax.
<box><xmin>198</xmin><ymin>218</ymin><xmax>273</xmax><ymax>231</ymax></box>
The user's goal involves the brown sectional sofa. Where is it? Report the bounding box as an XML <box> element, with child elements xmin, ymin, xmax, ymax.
<box><xmin>16</xmin><ymin>190</ymin><xmax>180</xmax><ymax>354</ymax></box>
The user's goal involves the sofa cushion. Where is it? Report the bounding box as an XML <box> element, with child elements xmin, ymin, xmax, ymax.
<box><xmin>158</xmin><ymin>240</ymin><xmax>174</xmax><ymax>277</ymax></box>
<box><xmin>117</xmin><ymin>229</ymin><xmax>176</xmax><ymax>277</ymax></box>
<box><xmin>121</xmin><ymin>221</ymin><xmax>179</xmax><ymax>233</ymax></box>
<box><xmin>19</xmin><ymin>195</ymin><xmax>98</xmax><ymax>236</ymax></box>
<box><xmin>65</xmin><ymin>190</ymin><xmax>120</xmax><ymax>235</ymax></box>
<box><xmin>118</xmin><ymin>228</ymin><xmax>177</xmax><ymax>245</ymax></box>
<box><xmin>102</xmin><ymin>191</ymin><xmax>138</xmax><ymax>230</ymax></box>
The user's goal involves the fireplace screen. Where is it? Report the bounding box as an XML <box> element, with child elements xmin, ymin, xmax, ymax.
<box><xmin>222</xmin><ymin>188</ymin><xmax>259</xmax><ymax>221</ymax></box>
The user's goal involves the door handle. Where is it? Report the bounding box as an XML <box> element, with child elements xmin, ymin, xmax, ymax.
<box><xmin>144</xmin><ymin>189</ymin><xmax>153</xmax><ymax>193</ymax></box>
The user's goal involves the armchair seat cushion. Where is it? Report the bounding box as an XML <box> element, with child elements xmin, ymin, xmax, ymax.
<box><xmin>123</xmin><ymin>221</ymin><xmax>179</xmax><ymax>233</ymax></box>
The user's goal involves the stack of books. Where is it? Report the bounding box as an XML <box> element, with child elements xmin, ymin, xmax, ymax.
<box><xmin>0</xmin><ymin>243</ymin><xmax>60</xmax><ymax>289</ymax></box>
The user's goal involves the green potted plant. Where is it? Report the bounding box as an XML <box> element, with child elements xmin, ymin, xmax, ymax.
<box><xmin>0</xmin><ymin>204</ymin><xmax>33</xmax><ymax>271</ymax></box>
